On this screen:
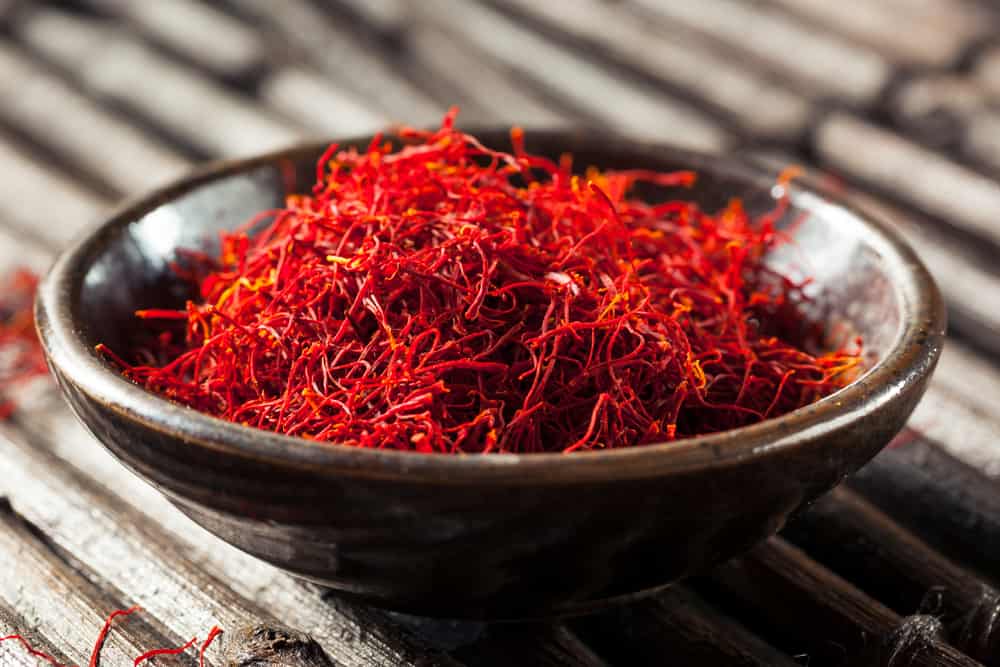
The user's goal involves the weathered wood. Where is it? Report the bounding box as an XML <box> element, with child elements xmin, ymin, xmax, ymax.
<box><xmin>848</xmin><ymin>436</ymin><xmax>1000</xmax><ymax>585</ymax></box>
<box><xmin>707</xmin><ymin>538</ymin><xmax>983</xmax><ymax>666</ymax></box>
<box><xmin>974</xmin><ymin>47</ymin><xmax>1000</xmax><ymax>102</ymax></box>
<box><xmin>260</xmin><ymin>68</ymin><xmax>391</xmax><ymax>137</ymax></box>
<box><xmin>0</xmin><ymin>418</ymin><xmax>463</xmax><ymax>667</ymax></box>
<box><xmin>0</xmin><ymin>408</ymin><xmax>461</xmax><ymax>667</ymax></box>
<box><xmin>16</xmin><ymin>7</ymin><xmax>303</xmax><ymax>157</ymax></box>
<box><xmin>763</xmin><ymin>0</ymin><xmax>988</xmax><ymax>66</ymax></box>
<box><xmin>909</xmin><ymin>382</ymin><xmax>1000</xmax><ymax>481</ymax></box>
<box><xmin>628</xmin><ymin>0</ymin><xmax>891</xmax><ymax>103</ymax></box>
<box><xmin>888</xmin><ymin>75</ymin><xmax>987</xmax><ymax>150</ymax></box>
<box><xmin>228</xmin><ymin>0</ymin><xmax>445</xmax><ymax>125</ymax></box>
<box><xmin>572</xmin><ymin>585</ymin><xmax>798</xmax><ymax>666</ymax></box>
<box><xmin>331</xmin><ymin>0</ymin><xmax>410</xmax><ymax>40</ymax></box>
<box><xmin>0</xmin><ymin>499</ymin><xmax>190</xmax><ymax>666</ymax></box>
<box><xmin>74</xmin><ymin>0</ymin><xmax>266</xmax><ymax>79</ymax></box>
<box><xmin>490</xmin><ymin>0</ymin><xmax>811</xmax><ymax>140</ymax></box>
<box><xmin>405</xmin><ymin>25</ymin><xmax>568</xmax><ymax>127</ymax></box>
<box><xmin>0</xmin><ymin>600</ymin><xmax>73</xmax><ymax>667</ymax></box>
<box><xmin>962</xmin><ymin>111</ymin><xmax>1000</xmax><ymax>176</ymax></box>
<box><xmin>0</xmin><ymin>40</ymin><xmax>190</xmax><ymax>195</ymax></box>
<box><xmin>814</xmin><ymin>112</ymin><xmax>1000</xmax><ymax>249</ymax></box>
<box><xmin>783</xmin><ymin>487</ymin><xmax>1000</xmax><ymax>664</ymax></box>
<box><xmin>456</xmin><ymin>624</ymin><xmax>608</xmax><ymax>667</ymax></box>
<box><xmin>414</xmin><ymin>0</ymin><xmax>729</xmax><ymax>150</ymax></box>
<box><xmin>224</xmin><ymin>624</ymin><xmax>335</xmax><ymax>667</ymax></box>
<box><xmin>0</xmin><ymin>133</ymin><xmax>107</xmax><ymax>247</ymax></box>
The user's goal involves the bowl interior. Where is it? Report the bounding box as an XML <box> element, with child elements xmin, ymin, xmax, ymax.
<box><xmin>77</xmin><ymin>131</ymin><xmax>898</xmax><ymax>389</ymax></box>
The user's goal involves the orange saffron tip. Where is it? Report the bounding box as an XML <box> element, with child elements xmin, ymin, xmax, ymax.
<box><xmin>134</xmin><ymin>309</ymin><xmax>187</xmax><ymax>320</ymax></box>
<box><xmin>777</xmin><ymin>164</ymin><xmax>804</xmax><ymax>187</ymax></box>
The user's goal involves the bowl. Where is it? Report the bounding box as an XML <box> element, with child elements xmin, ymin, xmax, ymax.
<box><xmin>35</xmin><ymin>130</ymin><xmax>945</xmax><ymax>619</ymax></box>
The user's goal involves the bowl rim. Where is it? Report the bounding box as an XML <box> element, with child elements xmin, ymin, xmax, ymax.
<box><xmin>35</xmin><ymin>130</ymin><xmax>946</xmax><ymax>484</ymax></box>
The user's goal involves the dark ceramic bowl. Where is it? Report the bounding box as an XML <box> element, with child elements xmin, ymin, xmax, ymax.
<box><xmin>36</xmin><ymin>131</ymin><xmax>945</xmax><ymax>619</ymax></box>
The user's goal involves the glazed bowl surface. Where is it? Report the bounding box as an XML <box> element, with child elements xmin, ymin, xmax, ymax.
<box><xmin>36</xmin><ymin>130</ymin><xmax>945</xmax><ymax>618</ymax></box>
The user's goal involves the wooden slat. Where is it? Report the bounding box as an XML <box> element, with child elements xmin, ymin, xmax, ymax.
<box><xmin>75</xmin><ymin>0</ymin><xmax>265</xmax><ymax>79</ymax></box>
<box><xmin>413</xmin><ymin>0</ymin><xmax>730</xmax><ymax>151</ymax></box>
<box><xmin>910</xmin><ymin>342</ymin><xmax>1000</xmax><ymax>478</ymax></box>
<box><xmin>974</xmin><ymin>47</ymin><xmax>1000</xmax><ymax>102</ymax></box>
<box><xmin>0</xmin><ymin>134</ymin><xmax>108</xmax><ymax>247</ymax></box>
<box><xmin>455</xmin><ymin>624</ymin><xmax>608</xmax><ymax>667</ymax></box>
<box><xmin>17</xmin><ymin>7</ymin><xmax>303</xmax><ymax>157</ymax></box>
<box><xmin>0</xmin><ymin>40</ymin><xmax>190</xmax><ymax>195</ymax></box>
<box><xmin>572</xmin><ymin>586</ymin><xmax>799</xmax><ymax>666</ymax></box>
<box><xmin>0</xmin><ymin>500</ymin><xmax>186</xmax><ymax>667</ymax></box>
<box><xmin>888</xmin><ymin>74</ymin><xmax>986</xmax><ymax>150</ymax></box>
<box><xmin>962</xmin><ymin>111</ymin><xmax>1000</xmax><ymax>176</ymax></box>
<box><xmin>0</xmin><ymin>416</ymin><xmax>458</xmax><ymax>667</ymax></box>
<box><xmin>814</xmin><ymin>112</ymin><xmax>1000</xmax><ymax>249</ymax></box>
<box><xmin>229</xmin><ymin>0</ymin><xmax>445</xmax><ymax>126</ymax></box>
<box><xmin>0</xmin><ymin>429</ymin><xmax>265</xmax><ymax>660</ymax></box>
<box><xmin>628</xmin><ymin>0</ymin><xmax>891</xmax><ymax>103</ymax></box>
<box><xmin>708</xmin><ymin>538</ymin><xmax>983</xmax><ymax>666</ymax></box>
<box><xmin>848</xmin><ymin>436</ymin><xmax>1000</xmax><ymax>585</ymax></box>
<box><xmin>782</xmin><ymin>487</ymin><xmax>1000</xmax><ymax>664</ymax></box>
<box><xmin>332</xmin><ymin>0</ymin><xmax>409</xmax><ymax>38</ymax></box>
<box><xmin>0</xmin><ymin>226</ymin><xmax>51</xmax><ymax>274</ymax></box>
<box><xmin>405</xmin><ymin>25</ymin><xmax>570</xmax><ymax>127</ymax></box>
<box><xmin>492</xmin><ymin>0</ymin><xmax>812</xmax><ymax>140</ymax></box>
<box><xmin>763</xmin><ymin>0</ymin><xmax>988</xmax><ymax>67</ymax></box>
<box><xmin>0</xmin><ymin>601</ymin><xmax>73</xmax><ymax>667</ymax></box>
<box><xmin>260</xmin><ymin>68</ymin><xmax>391</xmax><ymax>137</ymax></box>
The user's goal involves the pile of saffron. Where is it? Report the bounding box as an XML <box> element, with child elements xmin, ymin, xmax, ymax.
<box><xmin>0</xmin><ymin>606</ymin><xmax>222</xmax><ymax>666</ymax></box>
<box><xmin>101</xmin><ymin>112</ymin><xmax>861</xmax><ymax>454</ymax></box>
<box><xmin>0</xmin><ymin>269</ymin><xmax>48</xmax><ymax>420</ymax></box>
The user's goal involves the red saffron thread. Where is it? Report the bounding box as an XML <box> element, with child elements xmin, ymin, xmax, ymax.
<box><xmin>198</xmin><ymin>627</ymin><xmax>222</xmax><ymax>667</ymax></box>
<box><xmin>1</xmin><ymin>608</ymin><xmax>223</xmax><ymax>667</ymax></box>
<box><xmin>0</xmin><ymin>269</ymin><xmax>49</xmax><ymax>419</ymax></box>
<box><xmin>102</xmin><ymin>112</ymin><xmax>862</xmax><ymax>454</ymax></box>
<box><xmin>0</xmin><ymin>635</ymin><xmax>66</xmax><ymax>666</ymax></box>
<box><xmin>88</xmin><ymin>606</ymin><xmax>140</xmax><ymax>667</ymax></box>
<box><xmin>132</xmin><ymin>636</ymin><xmax>197</xmax><ymax>666</ymax></box>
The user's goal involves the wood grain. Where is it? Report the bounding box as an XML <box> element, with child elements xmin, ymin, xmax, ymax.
<box><xmin>0</xmin><ymin>499</ymin><xmax>187</xmax><ymax>666</ymax></box>
<box><xmin>707</xmin><ymin>538</ymin><xmax>983</xmax><ymax>666</ymax></box>
<box><xmin>572</xmin><ymin>585</ymin><xmax>799</xmax><ymax>666</ymax></box>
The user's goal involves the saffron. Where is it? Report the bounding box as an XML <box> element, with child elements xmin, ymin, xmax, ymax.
<box><xmin>0</xmin><ymin>269</ymin><xmax>48</xmax><ymax>419</ymax></box>
<box><xmin>0</xmin><ymin>607</ymin><xmax>222</xmax><ymax>667</ymax></box>
<box><xmin>132</xmin><ymin>636</ymin><xmax>197</xmax><ymax>666</ymax></box>
<box><xmin>104</xmin><ymin>111</ymin><xmax>861</xmax><ymax>454</ymax></box>
<box><xmin>0</xmin><ymin>635</ymin><xmax>65</xmax><ymax>666</ymax></box>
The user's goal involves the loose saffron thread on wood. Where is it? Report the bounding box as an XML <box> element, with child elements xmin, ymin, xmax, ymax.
<box><xmin>199</xmin><ymin>627</ymin><xmax>222</xmax><ymax>667</ymax></box>
<box><xmin>101</xmin><ymin>109</ymin><xmax>862</xmax><ymax>454</ymax></box>
<box><xmin>0</xmin><ymin>608</ymin><xmax>223</xmax><ymax>667</ymax></box>
<box><xmin>132</xmin><ymin>636</ymin><xmax>197</xmax><ymax>666</ymax></box>
<box><xmin>88</xmin><ymin>605</ymin><xmax>140</xmax><ymax>667</ymax></box>
<box><xmin>0</xmin><ymin>634</ymin><xmax>65</xmax><ymax>666</ymax></box>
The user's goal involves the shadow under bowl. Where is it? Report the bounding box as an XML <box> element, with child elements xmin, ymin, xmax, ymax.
<box><xmin>35</xmin><ymin>130</ymin><xmax>945</xmax><ymax>619</ymax></box>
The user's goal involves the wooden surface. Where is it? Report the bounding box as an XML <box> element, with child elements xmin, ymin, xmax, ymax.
<box><xmin>1</xmin><ymin>1</ymin><xmax>1000</xmax><ymax>665</ymax></box>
